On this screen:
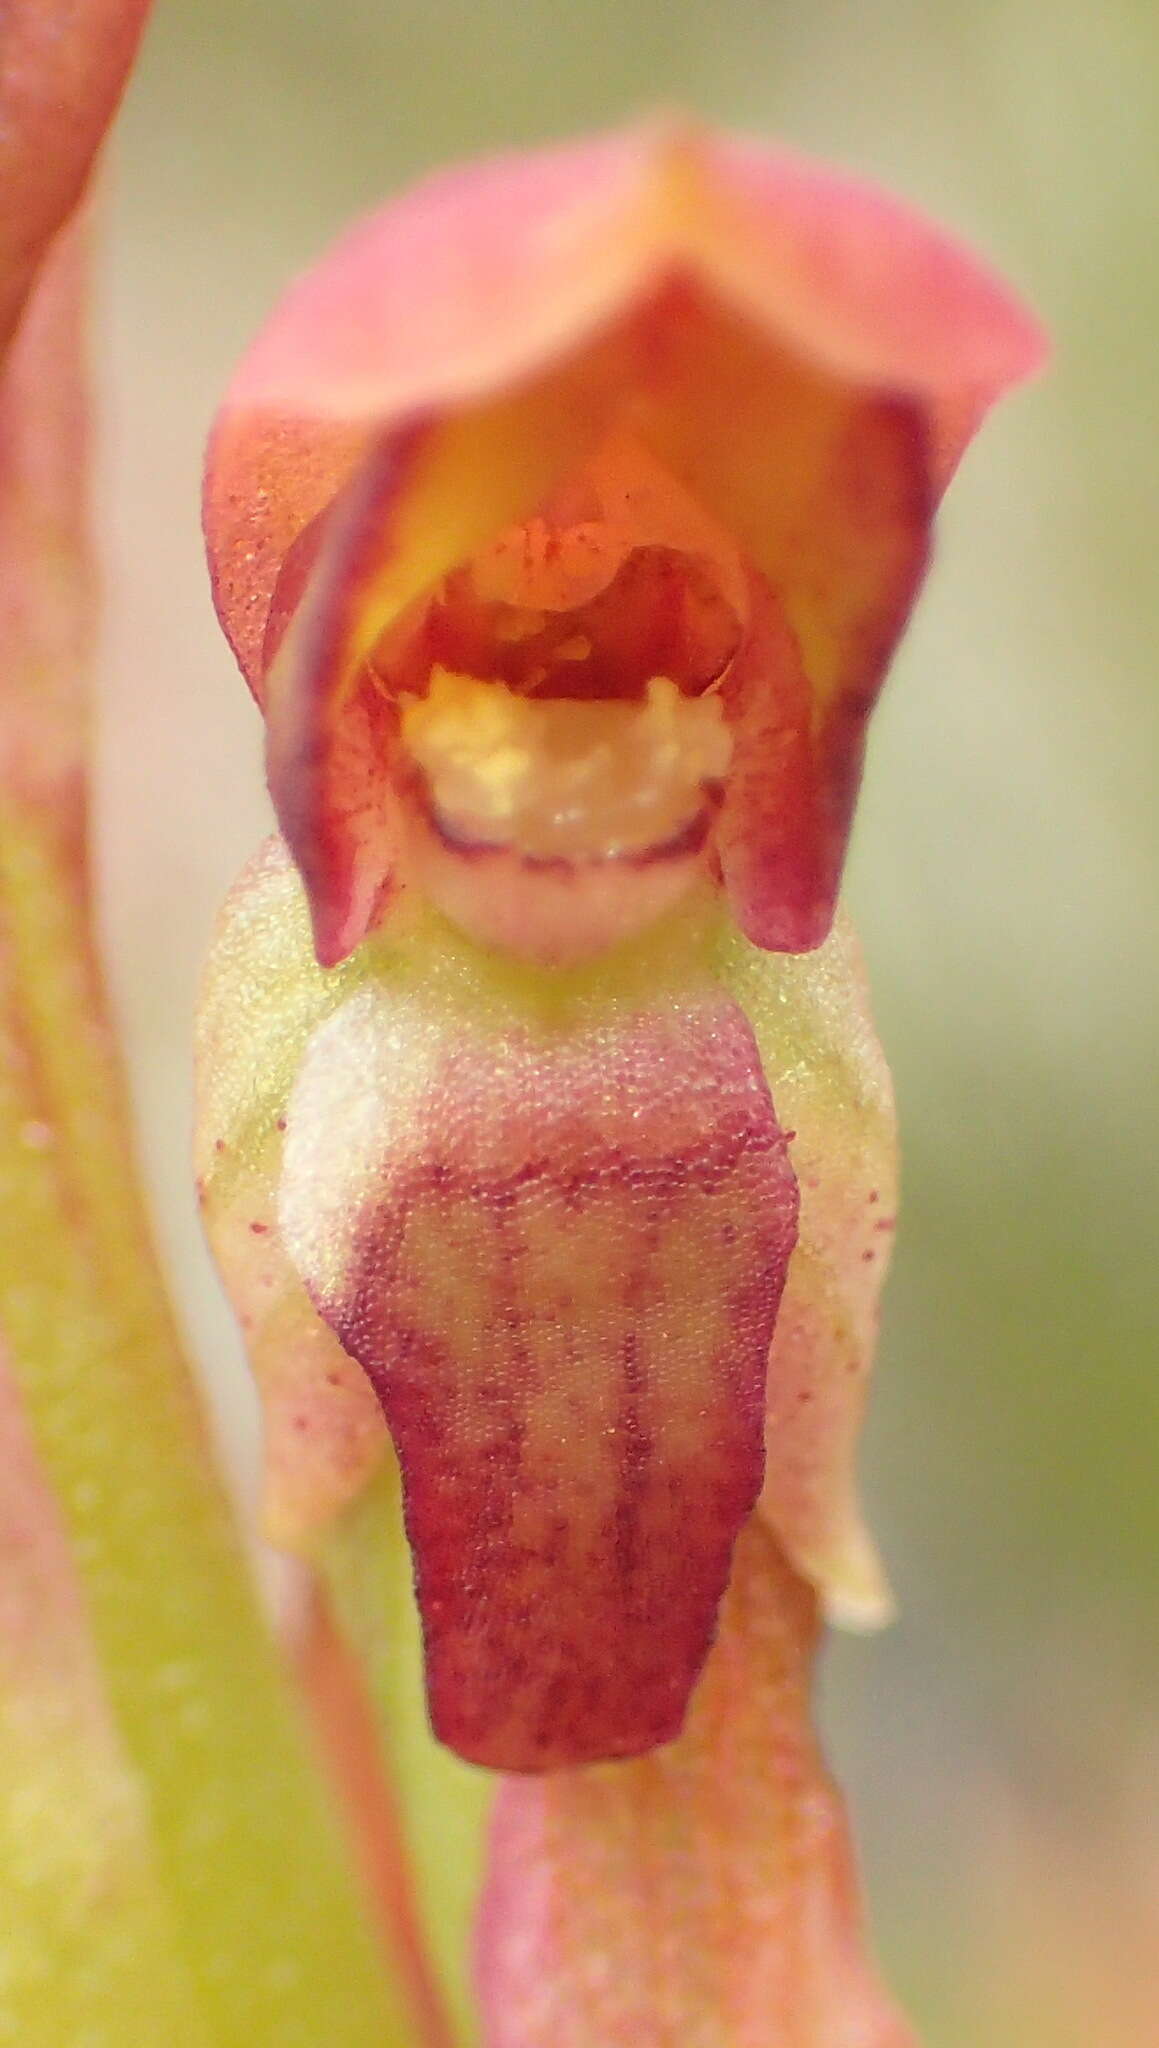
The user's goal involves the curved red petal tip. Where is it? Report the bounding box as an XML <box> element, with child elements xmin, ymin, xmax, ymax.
<box><xmin>707</xmin><ymin>131</ymin><xmax>1047</xmax><ymax>476</ymax></box>
<box><xmin>258</xmin><ymin>435</ymin><xmax>419</xmax><ymax>964</ymax></box>
<box><xmin>279</xmin><ymin>978</ymin><xmax>799</xmax><ymax>1771</ymax></box>
<box><xmin>0</xmin><ymin>1</ymin><xmax>153</xmax><ymax>352</ymax></box>
<box><xmin>206</xmin><ymin>117</ymin><xmax>1044</xmax><ymax>687</ymax></box>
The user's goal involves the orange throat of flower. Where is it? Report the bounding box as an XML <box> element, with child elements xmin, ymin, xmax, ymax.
<box><xmin>363</xmin><ymin>429</ymin><xmax>754</xmax><ymax>965</ymax></box>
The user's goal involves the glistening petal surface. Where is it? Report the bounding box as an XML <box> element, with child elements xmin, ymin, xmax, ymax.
<box><xmin>194</xmin><ymin>839</ymin><xmax>387</xmax><ymax>1547</ymax></box>
<box><xmin>717</xmin><ymin>912</ymin><xmax>899</xmax><ymax>1624</ymax></box>
<box><xmin>278</xmin><ymin>932</ymin><xmax>799</xmax><ymax>1770</ymax></box>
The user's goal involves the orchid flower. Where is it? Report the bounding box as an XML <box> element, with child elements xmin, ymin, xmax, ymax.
<box><xmin>198</xmin><ymin>119</ymin><xmax>1042</xmax><ymax>1744</ymax></box>
<box><xmin>0</xmin><ymin>10</ymin><xmax>1049</xmax><ymax>2027</ymax></box>
<box><xmin>195</xmin><ymin>119</ymin><xmax>1043</xmax><ymax>2041</ymax></box>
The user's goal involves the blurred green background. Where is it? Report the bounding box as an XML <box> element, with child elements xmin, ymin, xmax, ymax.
<box><xmin>95</xmin><ymin>2</ymin><xmax>1158</xmax><ymax>2041</ymax></box>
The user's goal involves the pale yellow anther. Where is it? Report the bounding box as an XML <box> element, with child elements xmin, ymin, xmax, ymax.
<box><xmin>400</xmin><ymin>667</ymin><xmax>732</xmax><ymax>860</ymax></box>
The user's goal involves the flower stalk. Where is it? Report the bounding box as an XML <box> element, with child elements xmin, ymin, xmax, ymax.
<box><xmin>0</xmin><ymin>198</ymin><xmax>431</xmax><ymax>2048</ymax></box>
